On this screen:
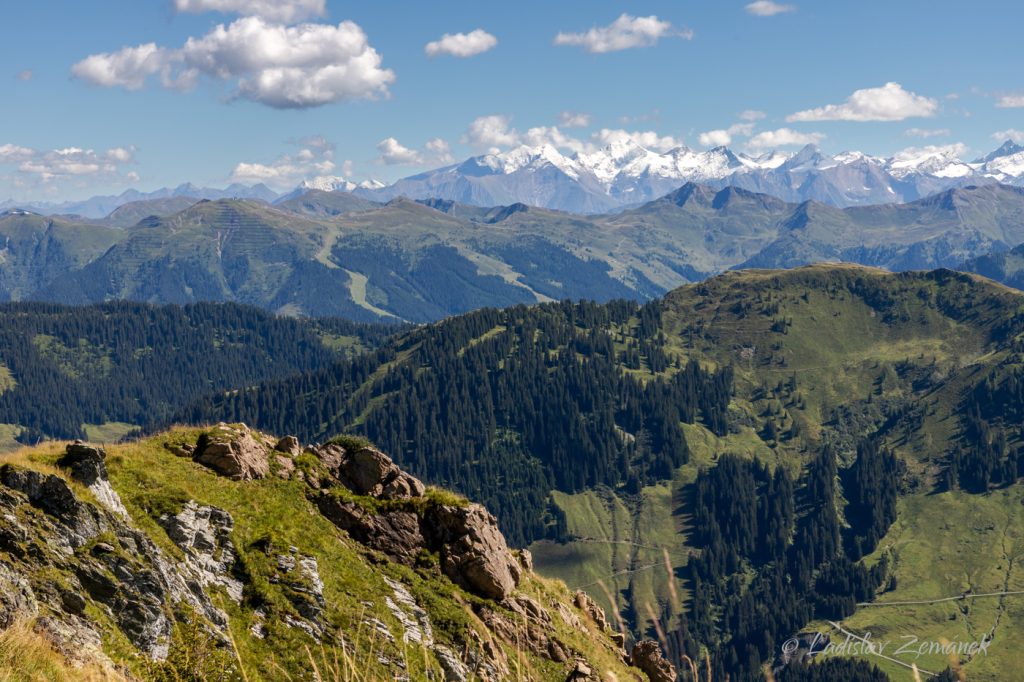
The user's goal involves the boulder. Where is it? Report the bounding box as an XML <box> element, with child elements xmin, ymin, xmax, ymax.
<box><xmin>274</xmin><ymin>455</ymin><xmax>296</xmax><ymax>480</ymax></box>
<box><xmin>193</xmin><ymin>424</ymin><xmax>269</xmax><ymax>481</ymax></box>
<box><xmin>274</xmin><ymin>435</ymin><xmax>302</xmax><ymax>457</ymax></box>
<box><xmin>631</xmin><ymin>640</ymin><xmax>677</xmax><ymax>682</ymax></box>
<box><xmin>429</xmin><ymin>504</ymin><xmax>521</xmax><ymax>601</ymax></box>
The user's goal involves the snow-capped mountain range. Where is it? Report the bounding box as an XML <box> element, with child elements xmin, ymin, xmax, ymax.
<box><xmin>354</xmin><ymin>139</ymin><xmax>1024</xmax><ymax>213</ymax></box>
<box><xmin>5</xmin><ymin>141</ymin><xmax>1023</xmax><ymax>219</ymax></box>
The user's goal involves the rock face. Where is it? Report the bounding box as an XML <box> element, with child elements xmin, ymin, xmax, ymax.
<box><xmin>429</xmin><ymin>504</ymin><xmax>522</xmax><ymax>601</ymax></box>
<box><xmin>631</xmin><ymin>640</ymin><xmax>677</xmax><ymax>682</ymax></box>
<box><xmin>59</xmin><ymin>441</ymin><xmax>129</xmax><ymax>517</ymax></box>
<box><xmin>159</xmin><ymin>501</ymin><xmax>244</xmax><ymax>605</ymax></box>
<box><xmin>193</xmin><ymin>423</ymin><xmax>270</xmax><ymax>480</ymax></box>
<box><xmin>307</xmin><ymin>440</ymin><xmax>521</xmax><ymax>601</ymax></box>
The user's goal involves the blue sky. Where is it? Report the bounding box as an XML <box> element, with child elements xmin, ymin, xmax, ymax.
<box><xmin>2</xmin><ymin>0</ymin><xmax>1023</xmax><ymax>201</ymax></box>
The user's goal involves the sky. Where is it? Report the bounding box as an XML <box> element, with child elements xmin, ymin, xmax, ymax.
<box><xmin>1</xmin><ymin>0</ymin><xmax>1023</xmax><ymax>202</ymax></box>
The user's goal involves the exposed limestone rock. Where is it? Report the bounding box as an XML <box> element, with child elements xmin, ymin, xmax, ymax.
<box><xmin>60</xmin><ymin>442</ymin><xmax>129</xmax><ymax>518</ymax></box>
<box><xmin>631</xmin><ymin>640</ymin><xmax>677</xmax><ymax>682</ymax></box>
<box><xmin>435</xmin><ymin>645</ymin><xmax>469</xmax><ymax>682</ymax></box>
<box><xmin>193</xmin><ymin>423</ymin><xmax>270</xmax><ymax>480</ymax></box>
<box><xmin>518</xmin><ymin>548</ymin><xmax>534</xmax><ymax>573</ymax></box>
<box><xmin>158</xmin><ymin>502</ymin><xmax>244</xmax><ymax>605</ymax></box>
<box><xmin>383</xmin><ymin>577</ymin><xmax>433</xmax><ymax>645</ymax></box>
<box><xmin>0</xmin><ymin>561</ymin><xmax>37</xmax><ymax>627</ymax></box>
<box><xmin>555</xmin><ymin>601</ymin><xmax>583</xmax><ymax>630</ymax></box>
<box><xmin>272</xmin><ymin>549</ymin><xmax>327</xmax><ymax>640</ymax></box>
<box><xmin>566</xmin><ymin>659</ymin><xmax>594</xmax><ymax>681</ymax></box>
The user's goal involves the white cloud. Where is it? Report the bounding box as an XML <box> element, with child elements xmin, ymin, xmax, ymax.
<box><xmin>746</xmin><ymin>128</ymin><xmax>824</xmax><ymax>151</ymax></box>
<box><xmin>72</xmin><ymin>43</ymin><xmax>168</xmax><ymax>90</ymax></box>
<box><xmin>0</xmin><ymin>144</ymin><xmax>138</xmax><ymax>183</ymax></box>
<box><xmin>905</xmin><ymin>127</ymin><xmax>950</xmax><ymax>139</ymax></box>
<box><xmin>231</xmin><ymin>139</ymin><xmax>336</xmax><ymax>186</ymax></box>
<box><xmin>16</xmin><ymin>70</ymin><xmax>32</xmax><ymax>82</ymax></box>
<box><xmin>463</xmin><ymin>114</ymin><xmax>520</xmax><ymax>150</ymax></box>
<box><xmin>72</xmin><ymin>17</ymin><xmax>395</xmax><ymax>109</ymax></box>
<box><xmin>559</xmin><ymin>111</ymin><xmax>591</xmax><ymax>128</ymax></box>
<box><xmin>554</xmin><ymin>14</ymin><xmax>691</xmax><ymax>53</ymax></box>
<box><xmin>788</xmin><ymin>82</ymin><xmax>937</xmax><ymax>122</ymax></box>
<box><xmin>745</xmin><ymin>1</ymin><xmax>796</xmax><ymax>16</ymax></box>
<box><xmin>739</xmin><ymin>109</ymin><xmax>766</xmax><ymax>121</ymax></box>
<box><xmin>522</xmin><ymin>126</ymin><xmax>589</xmax><ymax>153</ymax></box>
<box><xmin>993</xmin><ymin>129</ymin><xmax>1024</xmax><ymax>143</ymax></box>
<box><xmin>173</xmin><ymin>0</ymin><xmax>325</xmax><ymax>23</ymax></box>
<box><xmin>425</xmin><ymin>29</ymin><xmax>497</xmax><ymax>58</ymax></box>
<box><xmin>592</xmin><ymin>128</ymin><xmax>682</xmax><ymax>152</ymax></box>
<box><xmin>424</xmin><ymin>138</ymin><xmax>454</xmax><ymax>164</ymax></box>
<box><xmin>996</xmin><ymin>94</ymin><xmax>1024</xmax><ymax>108</ymax></box>
<box><xmin>376</xmin><ymin>137</ymin><xmax>422</xmax><ymax>165</ymax></box>
<box><xmin>698</xmin><ymin>122</ymin><xmax>755</xmax><ymax>147</ymax></box>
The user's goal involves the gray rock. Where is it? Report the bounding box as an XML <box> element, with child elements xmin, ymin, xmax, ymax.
<box><xmin>274</xmin><ymin>435</ymin><xmax>302</xmax><ymax>457</ymax></box>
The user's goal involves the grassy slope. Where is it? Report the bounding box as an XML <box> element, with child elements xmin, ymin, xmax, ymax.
<box><xmin>530</xmin><ymin>265</ymin><xmax>1024</xmax><ymax>678</ymax></box>
<box><xmin>1</xmin><ymin>431</ymin><xmax>642</xmax><ymax>682</ymax></box>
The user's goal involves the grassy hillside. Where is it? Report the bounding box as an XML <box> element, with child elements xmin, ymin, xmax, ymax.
<box><xmin>0</xmin><ymin>429</ymin><xmax>646</xmax><ymax>681</ymax></box>
<box><xmin>182</xmin><ymin>264</ymin><xmax>1024</xmax><ymax>679</ymax></box>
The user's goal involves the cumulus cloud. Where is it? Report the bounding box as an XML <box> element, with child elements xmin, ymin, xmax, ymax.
<box><xmin>173</xmin><ymin>0</ymin><xmax>325</xmax><ymax>23</ymax></box>
<box><xmin>424</xmin><ymin>138</ymin><xmax>455</xmax><ymax>164</ymax></box>
<box><xmin>993</xmin><ymin>129</ymin><xmax>1024</xmax><ymax>143</ymax></box>
<box><xmin>905</xmin><ymin>128</ymin><xmax>950</xmax><ymax>139</ymax></box>
<box><xmin>787</xmin><ymin>82</ymin><xmax>937</xmax><ymax>122</ymax></box>
<box><xmin>231</xmin><ymin>138</ymin><xmax>336</xmax><ymax>186</ymax></box>
<box><xmin>425</xmin><ymin>29</ymin><xmax>497</xmax><ymax>58</ymax></box>
<box><xmin>745</xmin><ymin>1</ymin><xmax>796</xmax><ymax>16</ymax></box>
<box><xmin>592</xmin><ymin>128</ymin><xmax>682</xmax><ymax>152</ymax></box>
<box><xmin>72</xmin><ymin>17</ymin><xmax>394</xmax><ymax>109</ymax></box>
<box><xmin>376</xmin><ymin>137</ymin><xmax>422</xmax><ymax>165</ymax></box>
<box><xmin>997</xmin><ymin>94</ymin><xmax>1024</xmax><ymax>108</ymax></box>
<box><xmin>559</xmin><ymin>111</ymin><xmax>591</xmax><ymax>128</ymax></box>
<box><xmin>463</xmin><ymin>114</ymin><xmax>520</xmax><ymax>151</ymax></box>
<box><xmin>554</xmin><ymin>14</ymin><xmax>691</xmax><ymax>53</ymax></box>
<box><xmin>698</xmin><ymin>122</ymin><xmax>755</xmax><ymax>147</ymax></box>
<box><xmin>72</xmin><ymin>43</ymin><xmax>168</xmax><ymax>90</ymax></box>
<box><xmin>746</xmin><ymin>128</ymin><xmax>824</xmax><ymax>151</ymax></box>
<box><xmin>0</xmin><ymin>143</ymin><xmax>137</xmax><ymax>184</ymax></box>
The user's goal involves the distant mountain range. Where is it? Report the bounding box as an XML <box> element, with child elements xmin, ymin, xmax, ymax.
<box><xmin>352</xmin><ymin>139</ymin><xmax>1024</xmax><ymax>212</ymax></box>
<box><xmin>3</xmin><ymin>181</ymin><xmax>1024</xmax><ymax>321</ymax></box>
<box><xmin>5</xmin><ymin>140</ymin><xmax>1023</xmax><ymax>217</ymax></box>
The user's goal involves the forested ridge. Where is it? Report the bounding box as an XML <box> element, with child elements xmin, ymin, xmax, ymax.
<box><xmin>0</xmin><ymin>301</ymin><xmax>396</xmax><ymax>442</ymax></box>
<box><xmin>182</xmin><ymin>299</ymin><xmax>734</xmax><ymax>545</ymax></box>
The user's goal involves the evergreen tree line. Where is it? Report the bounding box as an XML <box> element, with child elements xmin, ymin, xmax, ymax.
<box><xmin>946</xmin><ymin>369</ymin><xmax>1024</xmax><ymax>493</ymax></box>
<box><xmin>0</xmin><ymin>301</ymin><xmax>394</xmax><ymax>441</ymax></box>
<box><xmin>183</xmin><ymin>299</ymin><xmax>734</xmax><ymax>546</ymax></box>
<box><xmin>669</xmin><ymin>444</ymin><xmax>896</xmax><ymax>681</ymax></box>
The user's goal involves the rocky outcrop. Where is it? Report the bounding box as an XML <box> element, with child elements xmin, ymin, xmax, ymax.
<box><xmin>307</xmin><ymin>439</ymin><xmax>521</xmax><ymax>601</ymax></box>
<box><xmin>159</xmin><ymin>502</ymin><xmax>244</xmax><ymax>607</ymax></box>
<box><xmin>193</xmin><ymin>423</ymin><xmax>270</xmax><ymax>480</ymax></box>
<box><xmin>631</xmin><ymin>640</ymin><xmax>677</xmax><ymax>682</ymax></box>
<box><xmin>429</xmin><ymin>504</ymin><xmax>522</xmax><ymax>601</ymax></box>
<box><xmin>59</xmin><ymin>442</ymin><xmax>129</xmax><ymax>518</ymax></box>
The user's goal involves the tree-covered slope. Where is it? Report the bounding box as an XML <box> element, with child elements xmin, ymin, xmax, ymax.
<box><xmin>0</xmin><ymin>301</ymin><xmax>396</xmax><ymax>447</ymax></box>
<box><xmin>182</xmin><ymin>264</ymin><xmax>1024</xmax><ymax>680</ymax></box>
